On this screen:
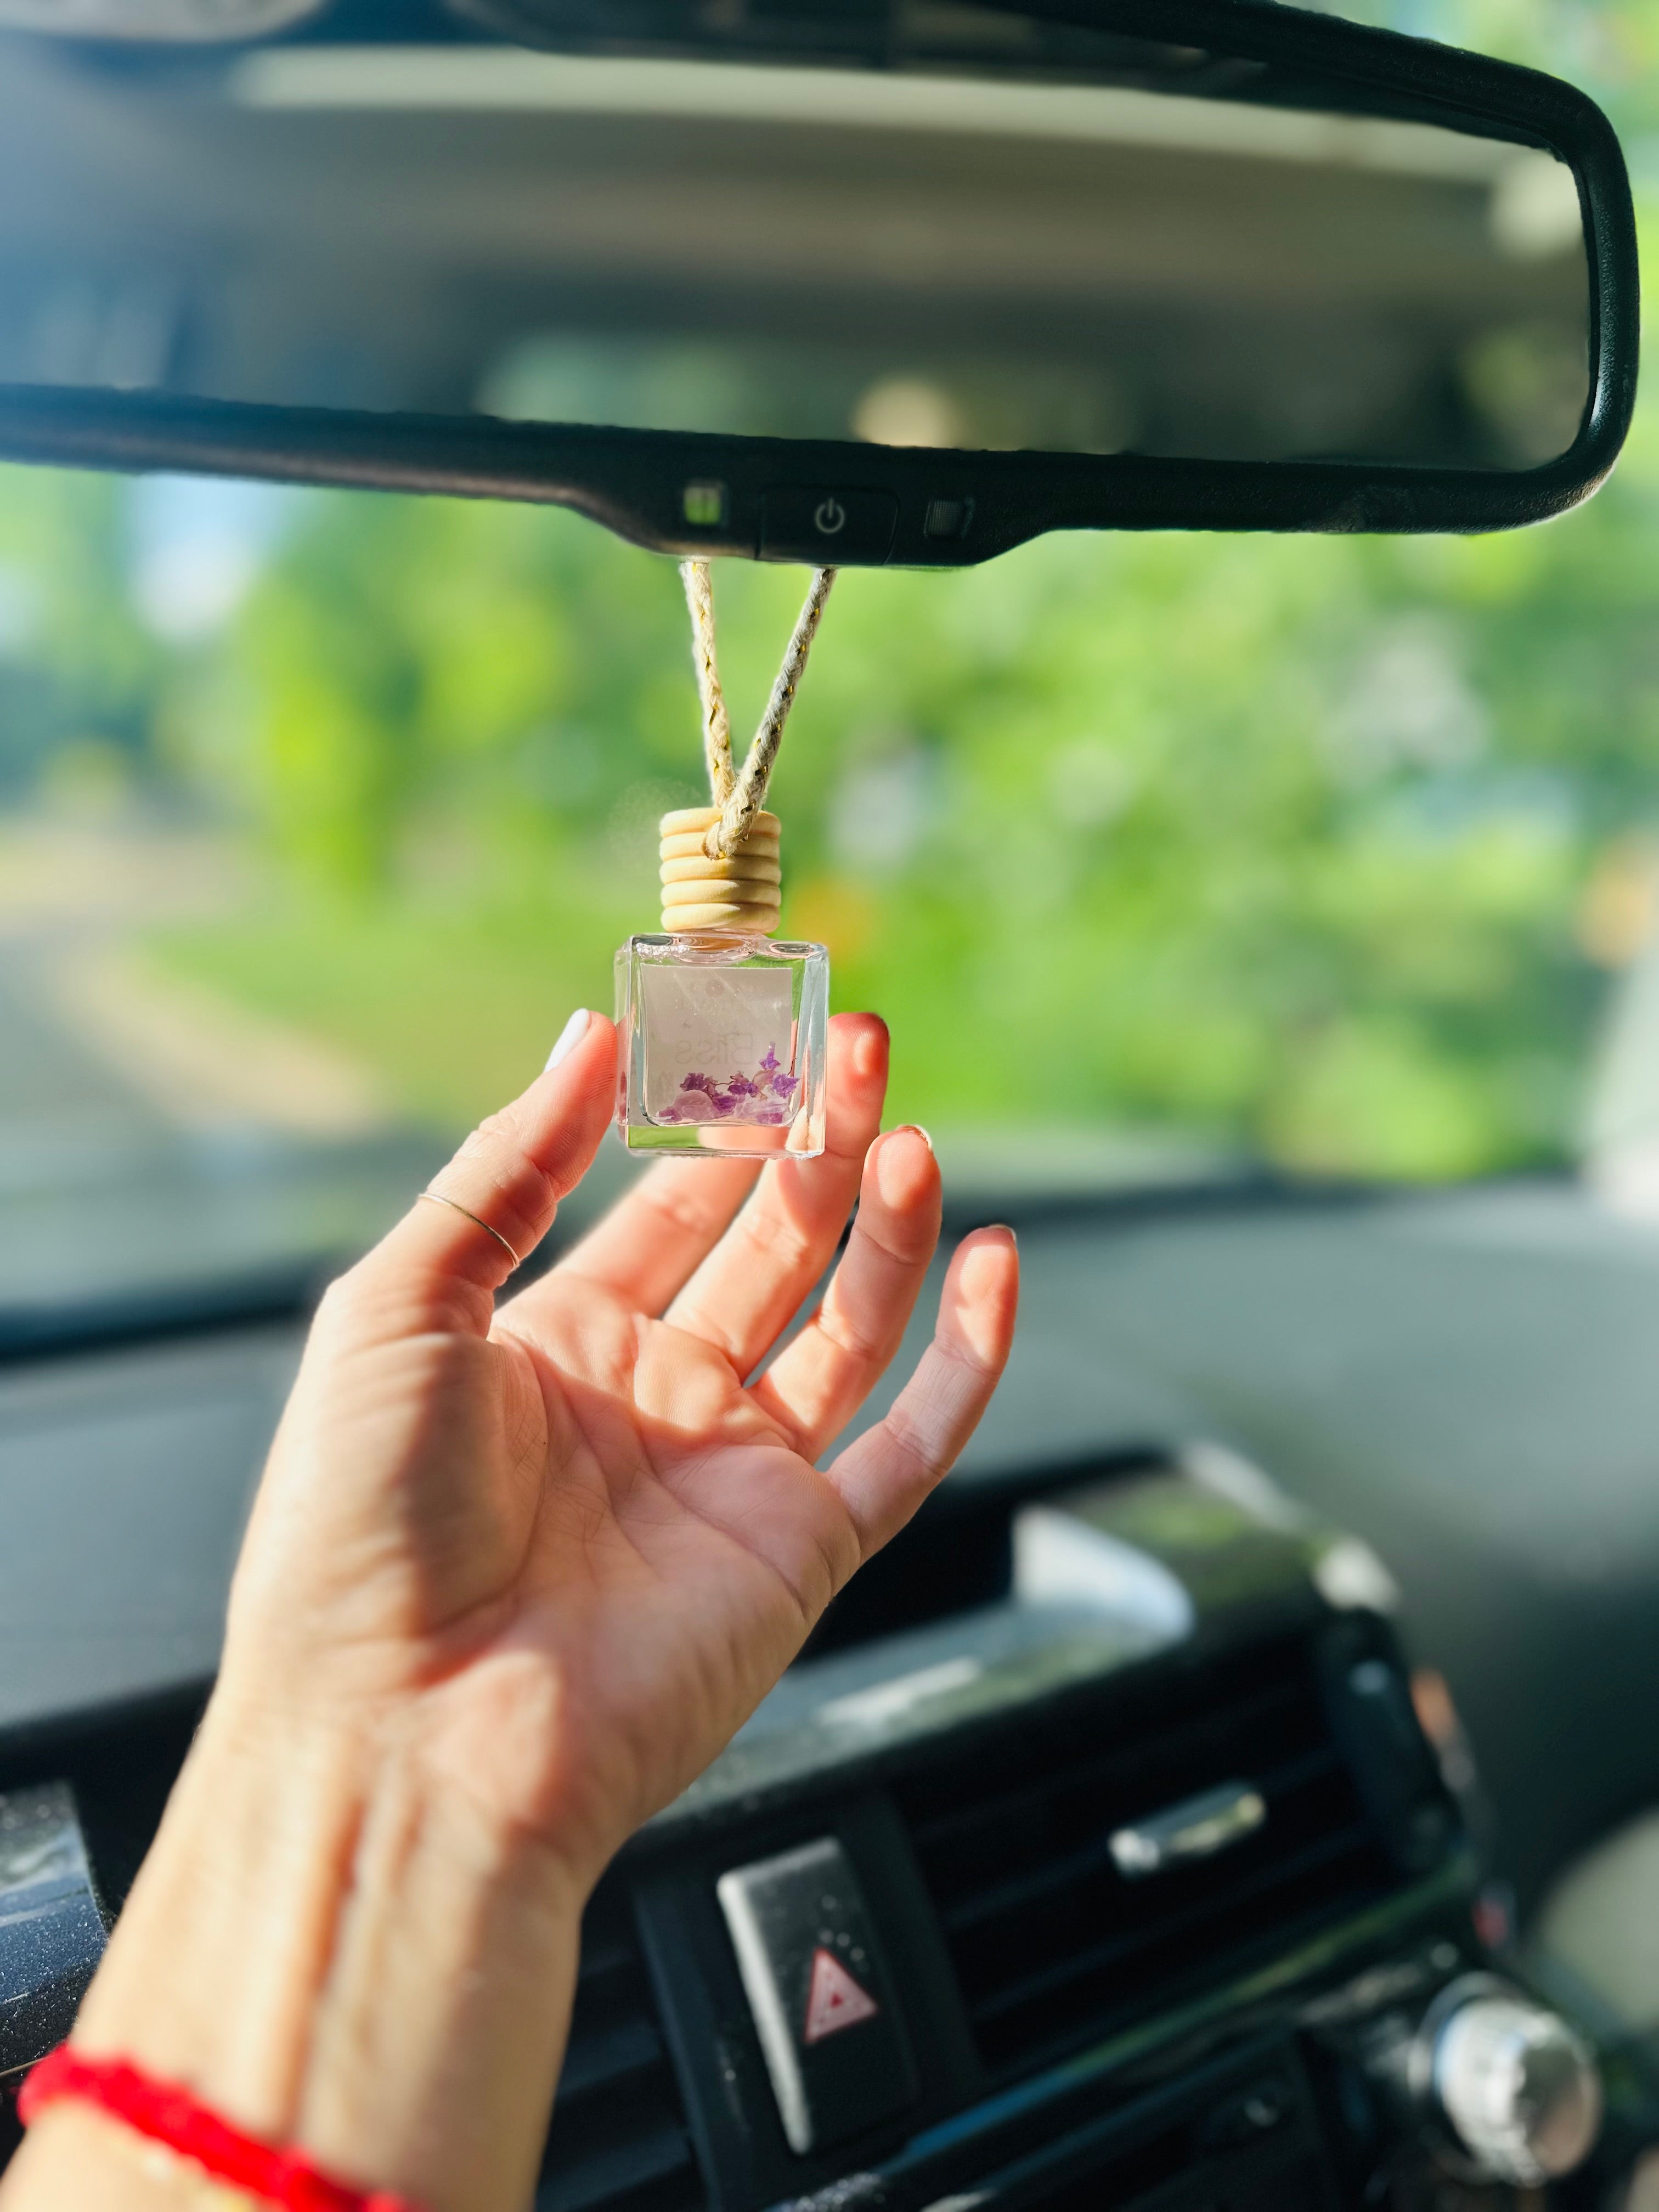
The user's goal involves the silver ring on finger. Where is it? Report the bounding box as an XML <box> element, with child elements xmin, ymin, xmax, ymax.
<box><xmin>417</xmin><ymin>1189</ymin><xmax>523</xmax><ymax>1269</ymax></box>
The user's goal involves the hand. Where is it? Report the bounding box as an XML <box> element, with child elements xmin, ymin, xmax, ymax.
<box><xmin>5</xmin><ymin>1009</ymin><xmax>1017</xmax><ymax>2212</ymax></box>
<box><xmin>233</xmin><ymin>1006</ymin><xmax>1016</xmax><ymax>1875</ymax></box>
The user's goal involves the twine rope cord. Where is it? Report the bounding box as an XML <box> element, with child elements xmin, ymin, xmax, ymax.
<box><xmin>679</xmin><ymin>563</ymin><xmax>838</xmax><ymax>860</ymax></box>
<box><xmin>680</xmin><ymin>560</ymin><xmax>736</xmax><ymax>805</ymax></box>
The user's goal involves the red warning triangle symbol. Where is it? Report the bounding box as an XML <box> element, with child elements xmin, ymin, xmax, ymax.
<box><xmin>803</xmin><ymin>1946</ymin><xmax>880</xmax><ymax>2044</ymax></box>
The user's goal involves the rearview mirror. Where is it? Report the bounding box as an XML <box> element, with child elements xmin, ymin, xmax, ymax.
<box><xmin>0</xmin><ymin>0</ymin><xmax>1636</xmax><ymax>563</ymax></box>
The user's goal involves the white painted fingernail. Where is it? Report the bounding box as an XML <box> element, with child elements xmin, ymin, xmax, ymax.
<box><xmin>545</xmin><ymin>1009</ymin><xmax>591</xmax><ymax>1070</ymax></box>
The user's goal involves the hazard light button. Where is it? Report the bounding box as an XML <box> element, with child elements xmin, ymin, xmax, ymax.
<box><xmin>716</xmin><ymin>1837</ymin><xmax>919</xmax><ymax>2154</ymax></box>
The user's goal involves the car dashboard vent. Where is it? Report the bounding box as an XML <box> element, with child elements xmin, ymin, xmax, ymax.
<box><xmin>897</xmin><ymin>1633</ymin><xmax>1393</xmax><ymax>2074</ymax></box>
<box><xmin>538</xmin><ymin>1887</ymin><xmax>704</xmax><ymax>2212</ymax></box>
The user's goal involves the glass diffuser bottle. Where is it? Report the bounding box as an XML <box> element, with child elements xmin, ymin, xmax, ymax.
<box><xmin>614</xmin><ymin>561</ymin><xmax>833</xmax><ymax>1160</ymax></box>
<box><xmin>615</xmin><ymin>806</ymin><xmax>828</xmax><ymax>1158</ymax></box>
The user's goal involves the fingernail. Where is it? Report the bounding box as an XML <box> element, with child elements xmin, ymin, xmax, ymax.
<box><xmin>893</xmin><ymin>1124</ymin><xmax>933</xmax><ymax>1151</ymax></box>
<box><xmin>545</xmin><ymin>1009</ymin><xmax>591</xmax><ymax>1071</ymax></box>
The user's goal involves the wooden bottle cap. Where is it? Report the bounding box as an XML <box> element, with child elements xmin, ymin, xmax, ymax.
<box><xmin>660</xmin><ymin>823</ymin><xmax>780</xmax><ymax>860</ymax></box>
<box><xmin>659</xmin><ymin>853</ymin><xmax>781</xmax><ymax>887</ymax></box>
<box><xmin>659</xmin><ymin>806</ymin><xmax>782</xmax><ymax>839</ymax></box>
<box><xmin>659</xmin><ymin>808</ymin><xmax>782</xmax><ymax>934</ymax></box>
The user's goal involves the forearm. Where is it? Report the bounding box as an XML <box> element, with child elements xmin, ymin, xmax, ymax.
<box><xmin>0</xmin><ymin>1683</ymin><xmax>588</xmax><ymax>2212</ymax></box>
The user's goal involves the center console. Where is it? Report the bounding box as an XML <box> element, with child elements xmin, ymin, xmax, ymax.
<box><xmin>1</xmin><ymin>1456</ymin><xmax>1646</xmax><ymax>2210</ymax></box>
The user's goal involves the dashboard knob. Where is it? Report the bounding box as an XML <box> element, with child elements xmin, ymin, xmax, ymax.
<box><xmin>1425</xmin><ymin>1982</ymin><xmax>1602</xmax><ymax>2185</ymax></box>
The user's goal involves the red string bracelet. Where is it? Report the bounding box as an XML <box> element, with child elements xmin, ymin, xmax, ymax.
<box><xmin>18</xmin><ymin>2046</ymin><xmax>426</xmax><ymax>2212</ymax></box>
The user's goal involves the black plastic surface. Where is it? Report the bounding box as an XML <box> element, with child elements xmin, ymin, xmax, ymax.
<box><xmin>0</xmin><ymin>1783</ymin><xmax>106</xmax><ymax>2078</ymax></box>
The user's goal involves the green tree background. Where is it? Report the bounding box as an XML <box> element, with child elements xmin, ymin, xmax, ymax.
<box><xmin>1</xmin><ymin>0</ymin><xmax>1656</xmax><ymax>1177</ymax></box>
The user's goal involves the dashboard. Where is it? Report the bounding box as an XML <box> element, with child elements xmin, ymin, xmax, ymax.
<box><xmin>5</xmin><ymin>1177</ymin><xmax>1659</xmax><ymax>2207</ymax></box>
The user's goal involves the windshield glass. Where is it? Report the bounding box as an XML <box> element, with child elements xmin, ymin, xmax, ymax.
<box><xmin>1</xmin><ymin>0</ymin><xmax>1652</xmax><ymax>1324</ymax></box>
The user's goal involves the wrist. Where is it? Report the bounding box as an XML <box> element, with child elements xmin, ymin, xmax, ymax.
<box><xmin>66</xmin><ymin>1681</ymin><xmax>589</xmax><ymax>2212</ymax></box>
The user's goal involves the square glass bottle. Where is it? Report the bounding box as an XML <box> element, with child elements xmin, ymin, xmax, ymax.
<box><xmin>614</xmin><ymin>808</ymin><xmax>829</xmax><ymax>1158</ymax></box>
<box><xmin>616</xmin><ymin>933</ymin><xmax>829</xmax><ymax>1158</ymax></box>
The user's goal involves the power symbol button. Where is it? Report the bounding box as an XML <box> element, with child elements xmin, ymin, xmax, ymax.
<box><xmin>761</xmin><ymin>487</ymin><xmax>898</xmax><ymax>563</ymax></box>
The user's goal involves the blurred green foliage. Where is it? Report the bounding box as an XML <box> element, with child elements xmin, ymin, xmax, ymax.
<box><xmin>2</xmin><ymin>0</ymin><xmax>1657</xmax><ymax>1175</ymax></box>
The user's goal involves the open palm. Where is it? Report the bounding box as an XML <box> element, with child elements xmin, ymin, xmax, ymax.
<box><xmin>222</xmin><ymin>1009</ymin><xmax>1019</xmax><ymax>1893</ymax></box>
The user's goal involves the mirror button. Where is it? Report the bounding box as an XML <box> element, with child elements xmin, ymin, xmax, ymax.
<box><xmin>716</xmin><ymin>1836</ymin><xmax>918</xmax><ymax>2154</ymax></box>
<box><xmin>761</xmin><ymin>487</ymin><xmax>899</xmax><ymax>563</ymax></box>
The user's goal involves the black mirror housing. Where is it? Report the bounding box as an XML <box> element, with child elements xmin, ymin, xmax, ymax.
<box><xmin>0</xmin><ymin>0</ymin><xmax>1636</xmax><ymax>560</ymax></box>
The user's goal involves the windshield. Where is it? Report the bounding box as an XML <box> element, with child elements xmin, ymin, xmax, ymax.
<box><xmin>1</xmin><ymin>0</ymin><xmax>1653</xmax><ymax>1325</ymax></box>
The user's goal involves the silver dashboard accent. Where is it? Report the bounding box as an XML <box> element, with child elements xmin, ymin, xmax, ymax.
<box><xmin>1108</xmin><ymin>1780</ymin><xmax>1267</xmax><ymax>1880</ymax></box>
<box><xmin>1</xmin><ymin>1783</ymin><xmax>87</xmax><ymax>1900</ymax></box>
<box><xmin>1420</xmin><ymin>1976</ymin><xmax>1602</xmax><ymax>2186</ymax></box>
